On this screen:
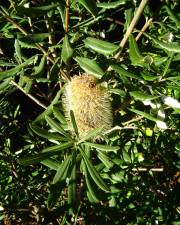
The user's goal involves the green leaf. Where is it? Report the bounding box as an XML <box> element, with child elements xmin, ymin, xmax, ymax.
<box><xmin>97</xmin><ymin>0</ymin><xmax>127</xmax><ymax>9</ymax></box>
<box><xmin>84</xmin><ymin>37</ymin><xmax>119</xmax><ymax>55</ymax></box>
<box><xmin>41</xmin><ymin>158</ymin><xmax>60</xmax><ymax>170</ymax></box>
<box><xmin>45</xmin><ymin>115</ymin><xmax>70</xmax><ymax>138</ymax></box>
<box><xmin>143</xmin><ymin>33</ymin><xmax>180</xmax><ymax>53</ymax></box>
<box><xmin>74</xmin><ymin>57</ymin><xmax>104</xmax><ymax>78</ymax></box>
<box><xmin>70</xmin><ymin>110</ymin><xmax>79</xmax><ymax>137</ymax></box>
<box><xmin>77</xmin><ymin>127</ymin><xmax>104</xmax><ymax>144</ymax></box>
<box><xmin>18</xmin><ymin>33</ymin><xmax>50</xmax><ymax>43</ymax></box>
<box><xmin>53</xmin><ymin>106</ymin><xmax>67</xmax><ymax>124</ymax></box>
<box><xmin>68</xmin><ymin>150</ymin><xmax>77</xmax><ymax>208</ymax></box>
<box><xmin>110</xmin><ymin>64</ymin><xmax>141</xmax><ymax>80</ymax></box>
<box><xmin>122</xmin><ymin>150</ymin><xmax>131</xmax><ymax>163</ymax></box>
<box><xmin>129</xmin><ymin>108</ymin><xmax>157</xmax><ymax>122</ymax></box>
<box><xmin>83</xmin><ymin>163</ymin><xmax>100</xmax><ymax>203</ymax></box>
<box><xmin>79</xmin><ymin>148</ymin><xmax>110</xmax><ymax>192</ymax></box>
<box><xmin>61</xmin><ymin>35</ymin><xmax>74</xmax><ymax>64</ymax></box>
<box><xmin>30</xmin><ymin>124</ymin><xmax>66</xmax><ymax>141</ymax></box>
<box><xmin>34</xmin><ymin>89</ymin><xmax>63</xmax><ymax>122</ymax></box>
<box><xmin>129</xmin><ymin>34</ymin><xmax>144</xmax><ymax>67</ymax></box>
<box><xmin>15</xmin><ymin>4</ymin><xmax>60</xmax><ymax>17</ymax></box>
<box><xmin>53</xmin><ymin>155</ymin><xmax>72</xmax><ymax>184</ymax></box>
<box><xmin>19</xmin><ymin>142</ymin><xmax>73</xmax><ymax>166</ymax></box>
<box><xmin>84</xmin><ymin>142</ymin><xmax>120</xmax><ymax>152</ymax></box>
<box><xmin>97</xmin><ymin>152</ymin><xmax>114</xmax><ymax>168</ymax></box>
<box><xmin>32</xmin><ymin>55</ymin><xmax>46</xmax><ymax>77</ymax></box>
<box><xmin>0</xmin><ymin>78</ymin><xmax>11</xmax><ymax>94</ymax></box>
<box><xmin>47</xmin><ymin>182</ymin><xmax>64</xmax><ymax>209</ymax></box>
<box><xmin>130</xmin><ymin>91</ymin><xmax>159</xmax><ymax>101</ymax></box>
<box><xmin>15</xmin><ymin>39</ymin><xmax>22</xmax><ymax>63</ymax></box>
<box><xmin>78</xmin><ymin>0</ymin><xmax>98</xmax><ymax>17</ymax></box>
<box><xmin>0</xmin><ymin>55</ymin><xmax>36</xmax><ymax>81</ymax></box>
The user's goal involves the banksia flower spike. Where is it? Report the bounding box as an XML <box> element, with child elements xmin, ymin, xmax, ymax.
<box><xmin>63</xmin><ymin>74</ymin><xmax>113</xmax><ymax>139</ymax></box>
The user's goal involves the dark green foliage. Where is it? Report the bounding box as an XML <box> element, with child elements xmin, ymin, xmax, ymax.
<box><xmin>0</xmin><ymin>0</ymin><xmax>179</xmax><ymax>224</ymax></box>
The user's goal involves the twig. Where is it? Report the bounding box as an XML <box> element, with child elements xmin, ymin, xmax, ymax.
<box><xmin>105</xmin><ymin>126</ymin><xmax>138</xmax><ymax>134</ymax></box>
<box><xmin>136</xmin><ymin>18</ymin><xmax>153</xmax><ymax>41</ymax></box>
<box><xmin>122</xmin><ymin>116</ymin><xmax>144</xmax><ymax>126</ymax></box>
<box><xmin>107</xmin><ymin>17</ymin><xmax>124</xmax><ymax>26</ymax></box>
<box><xmin>10</xmin><ymin>80</ymin><xmax>47</xmax><ymax>109</ymax></box>
<box><xmin>65</xmin><ymin>0</ymin><xmax>70</xmax><ymax>33</ymax></box>
<box><xmin>115</xmin><ymin>0</ymin><xmax>149</xmax><ymax>59</ymax></box>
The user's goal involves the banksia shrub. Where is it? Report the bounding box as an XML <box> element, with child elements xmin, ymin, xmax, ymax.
<box><xmin>63</xmin><ymin>74</ymin><xmax>113</xmax><ymax>138</ymax></box>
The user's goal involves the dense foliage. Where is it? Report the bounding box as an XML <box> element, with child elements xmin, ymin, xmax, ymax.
<box><xmin>0</xmin><ymin>0</ymin><xmax>179</xmax><ymax>224</ymax></box>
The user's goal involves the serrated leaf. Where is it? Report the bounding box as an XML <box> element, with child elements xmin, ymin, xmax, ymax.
<box><xmin>97</xmin><ymin>0</ymin><xmax>127</xmax><ymax>9</ymax></box>
<box><xmin>45</xmin><ymin>115</ymin><xmax>70</xmax><ymax>138</ymax></box>
<box><xmin>84</xmin><ymin>37</ymin><xmax>119</xmax><ymax>55</ymax></box>
<box><xmin>61</xmin><ymin>35</ymin><xmax>74</xmax><ymax>64</ymax></box>
<box><xmin>129</xmin><ymin>34</ymin><xmax>144</xmax><ymax>67</ymax></box>
<box><xmin>130</xmin><ymin>91</ymin><xmax>159</xmax><ymax>101</ymax></box>
<box><xmin>18</xmin><ymin>33</ymin><xmax>50</xmax><ymax>43</ymax></box>
<box><xmin>32</xmin><ymin>55</ymin><xmax>46</xmax><ymax>77</ymax></box>
<box><xmin>19</xmin><ymin>141</ymin><xmax>73</xmax><ymax>165</ymax></box>
<box><xmin>78</xmin><ymin>0</ymin><xmax>98</xmax><ymax>17</ymax></box>
<box><xmin>0</xmin><ymin>55</ymin><xmax>36</xmax><ymax>81</ymax></box>
<box><xmin>15</xmin><ymin>4</ymin><xmax>60</xmax><ymax>17</ymax></box>
<box><xmin>74</xmin><ymin>57</ymin><xmax>104</xmax><ymax>78</ymax></box>
<box><xmin>84</xmin><ymin>142</ymin><xmax>119</xmax><ymax>152</ymax></box>
<box><xmin>15</xmin><ymin>39</ymin><xmax>22</xmax><ymax>63</ymax></box>
<box><xmin>79</xmin><ymin>148</ymin><xmax>110</xmax><ymax>192</ymax></box>
<box><xmin>110</xmin><ymin>64</ymin><xmax>141</xmax><ymax>80</ymax></box>
<box><xmin>0</xmin><ymin>78</ymin><xmax>11</xmax><ymax>93</ymax></box>
<box><xmin>143</xmin><ymin>33</ymin><xmax>180</xmax><ymax>53</ymax></box>
<box><xmin>53</xmin><ymin>155</ymin><xmax>72</xmax><ymax>184</ymax></box>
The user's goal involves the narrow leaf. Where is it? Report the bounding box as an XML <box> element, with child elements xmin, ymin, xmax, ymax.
<box><xmin>53</xmin><ymin>106</ymin><xmax>67</xmax><ymax>124</ymax></box>
<box><xmin>53</xmin><ymin>155</ymin><xmax>72</xmax><ymax>184</ymax></box>
<box><xmin>45</xmin><ymin>115</ymin><xmax>70</xmax><ymax>138</ymax></box>
<box><xmin>84</xmin><ymin>37</ymin><xmax>119</xmax><ymax>55</ymax></box>
<box><xmin>83</xmin><ymin>163</ymin><xmax>100</xmax><ymax>203</ymax></box>
<box><xmin>30</xmin><ymin>124</ymin><xmax>64</xmax><ymax>141</ymax></box>
<box><xmin>79</xmin><ymin>148</ymin><xmax>110</xmax><ymax>192</ymax></box>
<box><xmin>19</xmin><ymin>142</ymin><xmax>73</xmax><ymax>166</ymax></box>
<box><xmin>70</xmin><ymin>110</ymin><xmax>79</xmax><ymax>137</ymax></box>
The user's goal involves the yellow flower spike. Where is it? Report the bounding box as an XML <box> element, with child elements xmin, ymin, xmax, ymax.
<box><xmin>63</xmin><ymin>74</ymin><xmax>113</xmax><ymax>139</ymax></box>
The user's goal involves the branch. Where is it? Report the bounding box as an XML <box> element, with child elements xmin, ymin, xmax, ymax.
<box><xmin>115</xmin><ymin>0</ymin><xmax>149</xmax><ymax>59</ymax></box>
